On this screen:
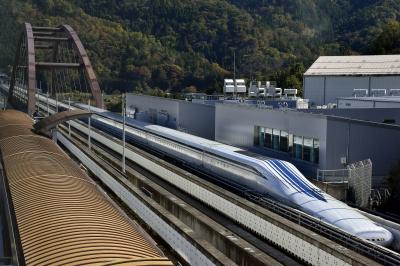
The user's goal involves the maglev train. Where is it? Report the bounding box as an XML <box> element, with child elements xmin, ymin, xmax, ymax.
<box><xmin>72</xmin><ymin>102</ymin><xmax>393</xmax><ymax>247</ymax></box>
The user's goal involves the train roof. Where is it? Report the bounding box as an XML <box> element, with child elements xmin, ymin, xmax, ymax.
<box><xmin>146</xmin><ymin>124</ymin><xmax>242</xmax><ymax>153</ymax></box>
<box><xmin>94</xmin><ymin>110</ymin><xmax>244</xmax><ymax>154</ymax></box>
<box><xmin>73</xmin><ymin>102</ymin><xmax>107</xmax><ymax>113</ymax></box>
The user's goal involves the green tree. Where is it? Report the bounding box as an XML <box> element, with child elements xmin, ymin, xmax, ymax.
<box><xmin>370</xmin><ymin>20</ymin><xmax>400</xmax><ymax>54</ymax></box>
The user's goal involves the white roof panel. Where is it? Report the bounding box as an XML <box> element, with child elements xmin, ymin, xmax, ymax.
<box><xmin>304</xmin><ymin>55</ymin><xmax>400</xmax><ymax>76</ymax></box>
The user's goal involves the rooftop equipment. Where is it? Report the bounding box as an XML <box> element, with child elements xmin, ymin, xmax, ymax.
<box><xmin>283</xmin><ymin>88</ymin><xmax>297</xmax><ymax>98</ymax></box>
<box><xmin>389</xmin><ymin>89</ymin><xmax>400</xmax><ymax>96</ymax></box>
<box><xmin>371</xmin><ymin>89</ymin><xmax>387</xmax><ymax>97</ymax></box>
<box><xmin>224</xmin><ymin>79</ymin><xmax>247</xmax><ymax>94</ymax></box>
<box><xmin>266</xmin><ymin>87</ymin><xmax>282</xmax><ymax>98</ymax></box>
<box><xmin>353</xmin><ymin>89</ymin><xmax>368</xmax><ymax>97</ymax></box>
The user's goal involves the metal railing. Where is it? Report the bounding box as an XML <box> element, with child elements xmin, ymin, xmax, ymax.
<box><xmin>251</xmin><ymin>194</ymin><xmax>400</xmax><ymax>266</ymax></box>
<box><xmin>200</xmin><ymin>167</ymin><xmax>400</xmax><ymax>265</ymax></box>
<box><xmin>316</xmin><ymin>168</ymin><xmax>349</xmax><ymax>182</ymax></box>
<box><xmin>316</xmin><ymin>159</ymin><xmax>372</xmax><ymax>207</ymax></box>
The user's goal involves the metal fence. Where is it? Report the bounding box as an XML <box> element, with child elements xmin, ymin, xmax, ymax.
<box><xmin>348</xmin><ymin>159</ymin><xmax>372</xmax><ymax>207</ymax></box>
<box><xmin>316</xmin><ymin>159</ymin><xmax>372</xmax><ymax>207</ymax></box>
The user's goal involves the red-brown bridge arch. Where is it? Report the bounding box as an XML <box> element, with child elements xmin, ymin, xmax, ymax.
<box><xmin>8</xmin><ymin>23</ymin><xmax>103</xmax><ymax>115</ymax></box>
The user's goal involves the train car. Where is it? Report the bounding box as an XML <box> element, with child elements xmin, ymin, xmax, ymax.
<box><xmin>69</xmin><ymin>102</ymin><xmax>393</xmax><ymax>246</ymax></box>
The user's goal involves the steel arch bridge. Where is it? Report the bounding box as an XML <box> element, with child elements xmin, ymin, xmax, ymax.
<box><xmin>8</xmin><ymin>23</ymin><xmax>103</xmax><ymax>115</ymax></box>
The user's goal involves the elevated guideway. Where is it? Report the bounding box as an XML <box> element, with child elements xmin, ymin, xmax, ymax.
<box><xmin>32</xmin><ymin>94</ymin><xmax>393</xmax><ymax>265</ymax></box>
<box><xmin>58</xmin><ymin>124</ymin><xmax>291</xmax><ymax>265</ymax></box>
<box><xmin>4</xmin><ymin>82</ymin><xmax>400</xmax><ymax>265</ymax></box>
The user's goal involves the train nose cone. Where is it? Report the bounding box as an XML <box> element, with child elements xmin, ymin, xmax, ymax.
<box><xmin>380</xmin><ymin>228</ymin><xmax>394</xmax><ymax>247</ymax></box>
<box><xmin>357</xmin><ymin>228</ymin><xmax>393</xmax><ymax>247</ymax></box>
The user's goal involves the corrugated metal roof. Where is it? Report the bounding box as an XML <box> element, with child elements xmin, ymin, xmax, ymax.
<box><xmin>304</xmin><ymin>55</ymin><xmax>400</xmax><ymax>76</ymax></box>
<box><xmin>0</xmin><ymin>110</ymin><xmax>173</xmax><ymax>266</ymax></box>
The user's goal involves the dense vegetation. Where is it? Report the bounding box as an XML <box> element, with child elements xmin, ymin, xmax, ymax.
<box><xmin>0</xmin><ymin>0</ymin><xmax>400</xmax><ymax>96</ymax></box>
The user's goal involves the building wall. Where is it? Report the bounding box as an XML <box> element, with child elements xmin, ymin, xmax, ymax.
<box><xmin>215</xmin><ymin>104</ymin><xmax>328</xmax><ymax>177</ymax></box>
<box><xmin>178</xmin><ymin>101</ymin><xmax>215</xmax><ymax>139</ymax></box>
<box><xmin>303</xmin><ymin>76</ymin><xmax>324</xmax><ymax>105</ymax></box>
<box><xmin>126</xmin><ymin>94</ymin><xmax>179</xmax><ymax>128</ymax></box>
<box><xmin>337</xmin><ymin>98</ymin><xmax>400</xmax><ymax>109</ymax></box>
<box><xmin>126</xmin><ymin>94</ymin><xmax>215</xmax><ymax>139</ymax></box>
<box><xmin>337</xmin><ymin>98</ymin><xmax>375</xmax><ymax>109</ymax></box>
<box><xmin>326</xmin><ymin>118</ymin><xmax>400</xmax><ymax>183</ymax></box>
<box><xmin>375</xmin><ymin>101</ymin><xmax>400</xmax><ymax>108</ymax></box>
<box><xmin>215</xmin><ymin>104</ymin><xmax>400</xmax><ymax>181</ymax></box>
<box><xmin>304</xmin><ymin>108</ymin><xmax>400</xmax><ymax>125</ymax></box>
<box><xmin>371</xmin><ymin>76</ymin><xmax>400</xmax><ymax>91</ymax></box>
<box><xmin>325</xmin><ymin>76</ymin><xmax>369</xmax><ymax>104</ymax></box>
<box><xmin>304</xmin><ymin>75</ymin><xmax>400</xmax><ymax>105</ymax></box>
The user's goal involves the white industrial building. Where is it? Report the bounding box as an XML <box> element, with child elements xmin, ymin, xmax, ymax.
<box><xmin>304</xmin><ymin>55</ymin><xmax>400</xmax><ymax>105</ymax></box>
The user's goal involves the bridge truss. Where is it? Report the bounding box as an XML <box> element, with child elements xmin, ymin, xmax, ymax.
<box><xmin>8</xmin><ymin>23</ymin><xmax>103</xmax><ymax>115</ymax></box>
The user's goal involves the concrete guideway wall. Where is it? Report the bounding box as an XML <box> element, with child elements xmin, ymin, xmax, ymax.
<box><xmin>65</xmin><ymin>119</ymin><xmax>377</xmax><ymax>266</ymax></box>
<box><xmin>57</xmin><ymin>132</ymin><xmax>216</xmax><ymax>266</ymax></box>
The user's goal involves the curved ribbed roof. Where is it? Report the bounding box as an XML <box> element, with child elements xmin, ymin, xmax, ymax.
<box><xmin>0</xmin><ymin>110</ymin><xmax>172</xmax><ymax>265</ymax></box>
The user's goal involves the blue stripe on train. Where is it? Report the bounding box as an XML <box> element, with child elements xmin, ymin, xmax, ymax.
<box><xmin>271</xmin><ymin>161</ymin><xmax>316</xmax><ymax>198</ymax></box>
<box><xmin>265</xmin><ymin>160</ymin><xmax>314</xmax><ymax>198</ymax></box>
<box><xmin>269</xmin><ymin>160</ymin><xmax>325</xmax><ymax>201</ymax></box>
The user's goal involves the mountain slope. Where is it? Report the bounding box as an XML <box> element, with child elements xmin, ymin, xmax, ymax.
<box><xmin>0</xmin><ymin>0</ymin><xmax>399</xmax><ymax>95</ymax></box>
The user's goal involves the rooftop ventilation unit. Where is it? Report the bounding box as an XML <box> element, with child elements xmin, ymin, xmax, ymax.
<box><xmin>283</xmin><ymin>88</ymin><xmax>297</xmax><ymax>97</ymax></box>
<box><xmin>371</xmin><ymin>89</ymin><xmax>386</xmax><ymax>97</ymax></box>
<box><xmin>353</xmin><ymin>89</ymin><xmax>368</xmax><ymax>97</ymax></box>
<box><xmin>389</xmin><ymin>89</ymin><xmax>400</xmax><ymax>96</ymax></box>
<box><xmin>266</xmin><ymin>87</ymin><xmax>282</xmax><ymax>98</ymax></box>
<box><xmin>224</xmin><ymin>79</ymin><xmax>246</xmax><ymax>94</ymax></box>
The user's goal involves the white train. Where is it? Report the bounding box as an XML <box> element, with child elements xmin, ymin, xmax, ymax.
<box><xmin>35</xmin><ymin>95</ymin><xmax>394</xmax><ymax>246</ymax></box>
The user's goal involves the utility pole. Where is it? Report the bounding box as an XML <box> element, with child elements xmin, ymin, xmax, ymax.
<box><xmin>56</xmin><ymin>93</ymin><xmax>58</xmax><ymax>113</ymax></box>
<box><xmin>233</xmin><ymin>50</ymin><xmax>237</xmax><ymax>100</ymax></box>
<box><xmin>46</xmin><ymin>92</ymin><xmax>49</xmax><ymax>116</ymax></box>
<box><xmin>88</xmin><ymin>99</ymin><xmax>91</xmax><ymax>150</ymax></box>
<box><xmin>68</xmin><ymin>97</ymin><xmax>71</xmax><ymax>136</ymax></box>
<box><xmin>37</xmin><ymin>81</ymin><xmax>41</xmax><ymax>116</ymax></box>
<box><xmin>122</xmin><ymin>93</ymin><xmax>126</xmax><ymax>174</ymax></box>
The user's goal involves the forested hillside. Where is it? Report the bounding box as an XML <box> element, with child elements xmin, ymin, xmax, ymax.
<box><xmin>0</xmin><ymin>0</ymin><xmax>399</xmax><ymax>95</ymax></box>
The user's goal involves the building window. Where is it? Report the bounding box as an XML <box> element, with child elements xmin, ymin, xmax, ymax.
<box><xmin>280</xmin><ymin>130</ymin><xmax>289</xmax><ymax>152</ymax></box>
<box><xmin>303</xmin><ymin>137</ymin><xmax>313</xmax><ymax>162</ymax></box>
<box><xmin>293</xmin><ymin>135</ymin><xmax>303</xmax><ymax>160</ymax></box>
<box><xmin>254</xmin><ymin>126</ymin><xmax>260</xmax><ymax>146</ymax></box>
<box><xmin>272</xmin><ymin>129</ymin><xmax>280</xmax><ymax>150</ymax></box>
<box><xmin>288</xmin><ymin>133</ymin><xmax>293</xmax><ymax>153</ymax></box>
<box><xmin>264</xmin><ymin>128</ymin><xmax>273</xmax><ymax>148</ymax></box>
<box><xmin>312</xmin><ymin>139</ymin><xmax>319</xmax><ymax>164</ymax></box>
<box><xmin>254</xmin><ymin>126</ymin><xmax>319</xmax><ymax>164</ymax></box>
